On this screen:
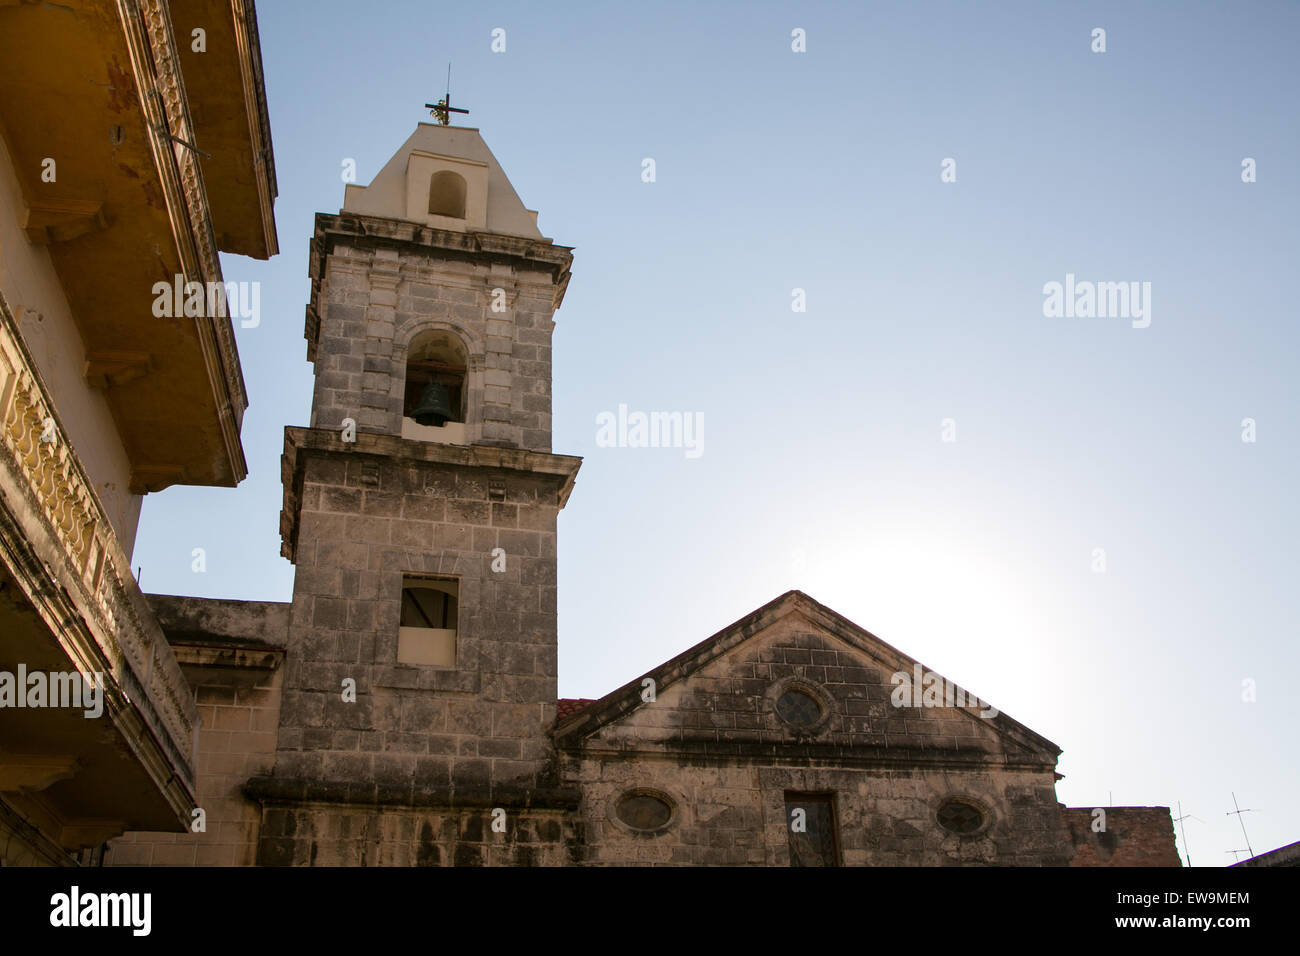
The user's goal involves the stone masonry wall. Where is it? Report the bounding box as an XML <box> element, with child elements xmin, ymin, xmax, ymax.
<box><xmin>570</xmin><ymin>760</ymin><xmax>1066</xmax><ymax>866</ymax></box>
<box><xmin>308</xmin><ymin>238</ymin><xmax>558</xmax><ymax>453</ymax></box>
<box><xmin>255</xmin><ymin>803</ymin><xmax>578</xmax><ymax>867</ymax></box>
<box><xmin>561</xmin><ymin>609</ymin><xmax>1070</xmax><ymax>866</ymax></box>
<box><xmin>271</xmin><ymin>448</ymin><xmax>562</xmax><ymax>797</ymax></box>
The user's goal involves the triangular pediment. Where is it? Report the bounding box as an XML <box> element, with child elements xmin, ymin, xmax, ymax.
<box><xmin>555</xmin><ymin>591</ymin><xmax>1059</xmax><ymax>769</ymax></box>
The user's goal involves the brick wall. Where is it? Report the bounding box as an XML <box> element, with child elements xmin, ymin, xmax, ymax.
<box><xmin>1063</xmin><ymin>806</ymin><xmax>1182</xmax><ymax>866</ymax></box>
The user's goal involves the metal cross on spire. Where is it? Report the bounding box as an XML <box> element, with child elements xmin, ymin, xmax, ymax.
<box><xmin>425</xmin><ymin>64</ymin><xmax>469</xmax><ymax>126</ymax></box>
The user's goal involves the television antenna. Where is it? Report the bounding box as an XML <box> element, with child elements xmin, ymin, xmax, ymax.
<box><xmin>1225</xmin><ymin>792</ymin><xmax>1258</xmax><ymax>860</ymax></box>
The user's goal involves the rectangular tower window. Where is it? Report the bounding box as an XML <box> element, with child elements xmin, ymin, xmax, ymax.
<box><xmin>397</xmin><ymin>576</ymin><xmax>457</xmax><ymax>666</ymax></box>
<box><xmin>784</xmin><ymin>792</ymin><xmax>839</xmax><ymax>867</ymax></box>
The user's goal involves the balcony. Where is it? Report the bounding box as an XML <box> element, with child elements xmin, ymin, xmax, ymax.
<box><xmin>0</xmin><ymin>300</ymin><xmax>197</xmax><ymax>856</ymax></box>
<box><xmin>0</xmin><ymin>0</ymin><xmax>279</xmax><ymax>493</ymax></box>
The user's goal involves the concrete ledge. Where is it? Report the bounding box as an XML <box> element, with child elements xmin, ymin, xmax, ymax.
<box><xmin>147</xmin><ymin>593</ymin><xmax>290</xmax><ymax>649</ymax></box>
<box><xmin>243</xmin><ymin>775</ymin><xmax>582</xmax><ymax>811</ymax></box>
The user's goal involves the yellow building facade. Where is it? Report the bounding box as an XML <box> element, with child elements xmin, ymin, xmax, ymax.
<box><xmin>0</xmin><ymin>0</ymin><xmax>276</xmax><ymax>866</ymax></box>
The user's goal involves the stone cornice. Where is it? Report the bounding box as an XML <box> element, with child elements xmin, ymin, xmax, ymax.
<box><xmin>304</xmin><ymin>211</ymin><xmax>574</xmax><ymax>363</ymax></box>
<box><xmin>314</xmin><ymin>212</ymin><xmax>573</xmax><ymax>273</ymax></box>
<box><xmin>278</xmin><ymin>426</ymin><xmax>583</xmax><ymax>563</ymax></box>
<box><xmin>243</xmin><ymin>775</ymin><xmax>582</xmax><ymax>812</ymax></box>
<box><xmin>172</xmin><ymin>642</ymin><xmax>284</xmax><ymax>672</ymax></box>
<box><xmin>558</xmin><ymin>742</ymin><xmax>1057</xmax><ymax>774</ymax></box>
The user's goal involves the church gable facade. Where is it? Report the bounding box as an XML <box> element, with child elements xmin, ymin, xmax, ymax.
<box><xmin>101</xmin><ymin>123</ymin><xmax>1176</xmax><ymax>867</ymax></box>
<box><xmin>556</xmin><ymin>591</ymin><xmax>1068</xmax><ymax>866</ymax></box>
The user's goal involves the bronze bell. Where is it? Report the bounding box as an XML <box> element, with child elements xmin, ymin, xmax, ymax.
<box><xmin>411</xmin><ymin>379</ymin><xmax>455</xmax><ymax>426</ymax></box>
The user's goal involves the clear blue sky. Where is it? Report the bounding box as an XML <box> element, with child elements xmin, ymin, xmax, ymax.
<box><xmin>136</xmin><ymin>0</ymin><xmax>1299</xmax><ymax>866</ymax></box>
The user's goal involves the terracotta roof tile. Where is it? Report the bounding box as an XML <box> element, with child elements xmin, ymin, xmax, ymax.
<box><xmin>556</xmin><ymin>698</ymin><xmax>596</xmax><ymax>721</ymax></box>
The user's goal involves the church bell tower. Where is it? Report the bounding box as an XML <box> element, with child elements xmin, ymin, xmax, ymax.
<box><xmin>267</xmin><ymin>122</ymin><xmax>579</xmax><ymax>821</ymax></box>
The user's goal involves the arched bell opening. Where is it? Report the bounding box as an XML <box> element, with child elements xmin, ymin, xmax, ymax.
<box><xmin>402</xmin><ymin>330</ymin><xmax>469</xmax><ymax>441</ymax></box>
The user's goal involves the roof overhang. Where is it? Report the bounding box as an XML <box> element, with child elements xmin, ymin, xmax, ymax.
<box><xmin>171</xmin><ymin>0</ymin><xmax>278</xmax><ymax>258</ymax></box>
<box><xmin>0</xmin><ymin>300</ymin><xmax>201</xmax><ymax>842</ymax></box>
<box><xmin>0</xmin><ymin>0</ymin><xmax>279</xmax><ymax>492</ymax></box>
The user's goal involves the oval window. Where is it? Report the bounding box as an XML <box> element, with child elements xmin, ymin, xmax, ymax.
<box><xmin>776</xmin><ymin>687</ymin><xmax>822</xmax><ymax>727</ymax></box>
<box><xmin>937</xmin><ymin>800</ymin><xmax>985</xmax><ymax>834</ymax></box>
<box><xmin>616</xmin><ymin>792</ymin><xmax>673</xmax><ymax>831</ymax></box>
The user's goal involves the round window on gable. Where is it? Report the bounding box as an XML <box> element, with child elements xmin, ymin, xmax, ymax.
<box><xmin>776</xmin><ymin>687</ymin><xmax>823</xmax><ymax>728</ymax></box>
<box><xmin>615</xmin><ymin>791</ymin><xmax>674</xmax><ymax>833</ymax></box>
<box><xmin>937</xmin><ymin>799</ymin><xmax>986</xmax><ymax>835</ymax></box>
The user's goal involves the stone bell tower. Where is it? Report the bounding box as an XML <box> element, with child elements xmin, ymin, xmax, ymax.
<box><xmin>257</xmin><ymin>124</ymin><xmax>580</xmax><ymax>854</ymax></box>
